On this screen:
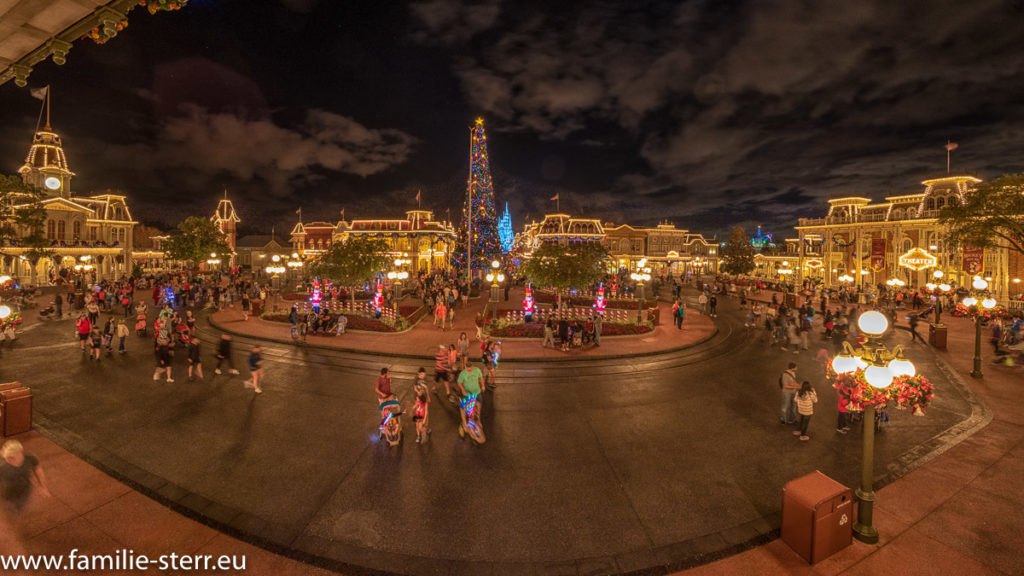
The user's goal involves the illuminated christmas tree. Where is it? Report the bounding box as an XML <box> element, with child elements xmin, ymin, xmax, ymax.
<box><xmin>498</xmin><ymin>202</ymin><xmax>514</xmax><ymax>253</ymax></box>
<box><xmin>455</xmin><ymin>118</ymin><xmax>502</xmax><ymax>275</ymax></box>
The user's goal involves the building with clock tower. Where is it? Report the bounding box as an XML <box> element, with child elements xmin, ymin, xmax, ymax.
<box><xmin>1</xmin><ymin>99</ymin><xmax>137</xmax><ymax>284</ymax></box>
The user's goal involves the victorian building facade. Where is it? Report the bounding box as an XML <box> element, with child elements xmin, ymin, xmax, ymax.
<box><xmin>793</xmin><ymin>175</ymin><xmax>1023</xmax><ymax>300</ymax></box>
<box><xmin>3</xmin><ymin>116</ymin><xmax>136</xmax><ymax>283</ymax></box>
<box><xmin>289</xmin><ymin>209</ymin><xmax>458</xmax><ymax>272</ymax></box>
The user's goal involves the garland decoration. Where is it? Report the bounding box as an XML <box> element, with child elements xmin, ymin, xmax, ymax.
<box><xmin>832</xmin><ymin>234</ymin><xmax>855</xmax><ymax>249</ymax></box>
<box><xmin>139</xmin><ymin>0</ymin><xmax>189</xmax><ymax>13</ymax></box>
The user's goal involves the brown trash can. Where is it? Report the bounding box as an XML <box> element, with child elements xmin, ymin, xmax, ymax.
<box><xmin>929</xmin><ymin>324</ymin><xmax>947</xmax><ymax>349</ymax></box>
<box><xmin>781</xmin><ymin>470</ymin><xmax>853</xmax><ymax>564</ymax></box>
<box><xmin>251</xmin><ymin>299</ymin><xmax>263</xmax><ymax>317</ymax></box>
<box><xmin>646</xmin><ymin>307</ymin><xmax>660</xmax><ymax>326</ymax></box>
<box><xmin>0</xmin><ymin>382</ymin><xmax>33</xmax><ymax>437</ymax></box>
<box><xmin>784</xmin><ymin>293</ymin><xmax>798</xmax><ymax>308</ymax></box>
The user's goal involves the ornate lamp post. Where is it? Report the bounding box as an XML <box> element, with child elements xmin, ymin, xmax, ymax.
<box><xmin>924</xmin><ymin>270</ymin><xmax>951</xmax><ymax>325</ymax></box>
<box><xmin>962</xmin><ymin>276</ymin><xmax>997</xmax><ymax>379</ymax></box>
<box><xmin>630</xmin><ymin>259</ymin><xmax>651</xmax><ymax>324</ymax></box>
<box><xmin>265</xmin><ymin>255</ymin><xmax>285</xmax><ymax>311</ymax></box>
<box><xmin>831</xmin><ymin>310</ymin><xmax>918</xmax><ymax>544</ymax></box>
<box><xmin>287</xmin><ymin>252</ymin><xmax>303</xmax><ymax>289</ymax></box>
<box><xmin>485</xmin><ymin>259</ymin><xmax>505</xmax><ymax>322</ymax></box>
<box><xmin>206</xmin><ymin>252</ymin><xmax>221</xmax><ymax>272</ymax></box>
<box><xmin>387</xmin><ymin>256</ymin><xmax>411</xmax><ymax>315</ymax></box>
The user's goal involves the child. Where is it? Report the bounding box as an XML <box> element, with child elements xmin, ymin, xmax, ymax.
<box><xmin>244</xmin><ymin>345</ymin><xmax>263</xmax><ymax>394</ymax></box>
<box><xmin>413</xmin><ymin>368</ymin><xmax>430</xmax><ymax>443</ymax></box>
<box><xmin>793</xmin><ymin>381</ymin><xmax>818</xmax><ymax>441</ymax></box>
<box><xmin>89</xmin><ymin>327</ymin><xmax>103</xmax><ymax>361</ymax></box>
<box><xmin>187</xmin><ymin>336</ymin><xmax>203</xmax><ymax>381</ymax></box>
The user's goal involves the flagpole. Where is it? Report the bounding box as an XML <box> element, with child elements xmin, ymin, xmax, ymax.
<box><xmin>46</xmin><ymin>86</ymin><xmax>51</xmax><ymax>129</ymax></box>
<box><xmin>947</xmin><ymin>141</ymin><xmax>950</xmax><ymax>174</ymax></box>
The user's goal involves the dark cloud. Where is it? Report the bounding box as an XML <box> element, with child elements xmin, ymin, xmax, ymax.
<box><xmin>411</xmin><ymin>0</ymin><xmax>1024</xmax><ymax>233</ymax></box>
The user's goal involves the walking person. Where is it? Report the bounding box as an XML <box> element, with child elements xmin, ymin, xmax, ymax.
<box><xmin>908</xmin><ymin>313</ymin><xmax>925</xmax><ymax>344</ymax></box>
<box><xmin>457</xmin><ymin>331</ymin><xmax>470</xmax><ymax>369</ymax></box>
<box><xmin>542</xmin><ymin>318</ymin><xmax>555</xmax><ymax>348</ymax></box>
<box><xmin>152</xmin><ymin>337</ymin><xmax>174</xmax><ymax>382</ymax></box>
<box><xmin>244</xmin><ymin>345</ymin><xmax>263</xmax><ymax>394</ymax></box>
<box><xmin>214</xmin><ymin>334</ymin><xmax>240</xmax><ymax>375</ymax></box>
<box><xmin>187</xmin><ymin>336</ymin><xmax>204</xmax><ymax>381</ymax></box>
<box><xmin>836</xmin><ymin>393</ymin><xmax>850</xmax><ymax>434</ymax></box>
<box><xmin>0</xmin><ymin>440</ymin><xmax>51</xmax><ymax>514</ymax></box>
<box><xmin>413</xmin><ymin>368</ymin><xmax>430</xmax><ymax>443</ymax></box>
<box><xmin>593</xmin><ymin>313</ymin><xmax>602</xmax><ymax>347</ymax></box>
<box><xmin>434</xmin><ymin>344</ymin><xmax>453</xmax><ymax>399</ymax></box>
<box><xmin>779</xmin><ymin>362</ymin><xmax>799</xmax><ymax>425</ymax></box>
<box><xmin>116</xmin><ymin>317</ymin><xmax>129</xmax><ymax>354</ymax></box>
<box><xmin>102</xmin><ymin>316</ymin><xmax>115</xmax><ymax>353</ymax></box>
<box><xmin>793</xmin><ymin>381</ymin><xmax>818</xmax><ymax>441</ymax></box>
<box><xmin>709</xmin><ymin>294</ymin><xmax>718</xmax><ymax>318</ymax></box>
<box><xmin>75</xmin><ymin>313</ymin><xmax>91</xmax><ymax>352</ymax></box>
<box><xmin>241</xmin><ymin>292</ymin><xmax>251</xmax><ymax>321</ymax></box>
<box><xmin>88</xmin><ymin>326</ymin><xmax>103</xmax><ymax>362</ymax></box>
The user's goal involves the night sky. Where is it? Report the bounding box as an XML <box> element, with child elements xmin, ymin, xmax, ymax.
<box><xmin>2</xmin><ymin>0</ymin><xmax>1024</xmax><ymax>239</ymax></box>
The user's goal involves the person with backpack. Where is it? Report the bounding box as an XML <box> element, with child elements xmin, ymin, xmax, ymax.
<box><xmin>779</xmin><ymin>362</ymin><xmax>800</xmax><ymax>425</ymax></box>
<box><xmin>793</xmin><ymin>381</ymin><xmax>818</xmax><ymax>441</ymax></box>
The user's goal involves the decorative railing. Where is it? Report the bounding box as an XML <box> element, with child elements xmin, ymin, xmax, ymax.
<box><xmin>1007</xmin><ymin>300</ymin><xmax>1024</xmax><ymax>312</ymax></box>
<box><xmin>506</xmin><ymin>307</ymin><xmax>633</xmax><ymax>323</ymax></box>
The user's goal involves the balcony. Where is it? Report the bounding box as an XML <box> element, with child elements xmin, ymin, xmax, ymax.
<box><xmin>798</xmin><ymin>218</ymin><xmax>826</xmax><ymax>226</ymax></box>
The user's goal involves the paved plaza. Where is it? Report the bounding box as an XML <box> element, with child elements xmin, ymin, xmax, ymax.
<box><xmin>1</xmin><ymin>288</ymin><xmax>1012</xmax><ymax>575</ymax></box>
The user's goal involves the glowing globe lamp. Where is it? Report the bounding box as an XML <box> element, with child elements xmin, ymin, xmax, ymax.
<box><xmin>858</xmin><ymin>310</ymin><xmax>889</xmax><ymax>336</ymax></box>
<box><xmin>832</xmin><ymin>353</ymin><xmax>860</xmax><ymax>374</ymax></box>
<box><xmin>933</xmin><ymin>270</ymin><xmax>944</xmax><ymax>278</ymax></box>
<box><xmin>939</xmin><ymin>284</ymin><xmax>951</xmax><ymax>292</ymax></box>
<box><xmin>972</xmin><ymin>276</ymin><xmax>989</xmax><ymax>290</ymax></box>
<box><xmin>864</xmin><ymin>364</ymin><xmax>894</xmax><ymax>388</ymax></box>
<box><xmin>963</xmin><ymin>297</ymin><xmax>978</xmax><ymax>307</ymax></box>
<box><xmin>982</xmin><ymin>298</ymin><xmax>997</xmax><ymax>309</ymax></box>
<box><xmin>0</xmin><ymin>305</ymin><xmax>10</xmax><ymax>319</ymax></box>
<box><xmin>887</xmin><ymin>358</ymin><xmax>916</xmax><ymax>378</ymax></box>
<box><xmin>925</xmin><ymin>283</ymin><xmax>936</xmax><ymax>291</ymax></box>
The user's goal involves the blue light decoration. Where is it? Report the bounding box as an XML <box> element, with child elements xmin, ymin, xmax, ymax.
<box><xmin>498</xmin><ymin>202</ymin><xmax>514</xmax><ymax>253</ymax></box>
<box><xmin>162</xmin><ymin>286</ymin><xmax>175</xmax><ymax>307</ymax></box>
<box><xmin>750</xmin><ymin>225</ymin><xmax>775</xmax><ymax>252</ymax></box>
<box><xmin>310</xmin><ymin>277</ymin><xmax>322</xmax><ymax>313</ymax></box>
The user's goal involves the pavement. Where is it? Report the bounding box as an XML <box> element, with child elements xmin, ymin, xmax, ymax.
<box><xmin>209</xmin><ymin>287</ymin><xmax>716</xmax><ymax>361</ymax></box>
<box><xmin>0</xmin><ymin>287</ymin><xmax>1018</xmax><ymax>575</ymax></box>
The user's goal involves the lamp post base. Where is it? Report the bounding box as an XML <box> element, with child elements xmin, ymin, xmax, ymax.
<box><xmin>852</xmin><ymin>521</ymin><xmax>879</xmax><ymax>544</ymax></box>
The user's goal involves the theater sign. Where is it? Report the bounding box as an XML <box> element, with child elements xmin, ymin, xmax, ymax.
<box><xmin>898</xmin><ymin>248</ymin><xmax>937</xmax><ymax>271</ymax></box>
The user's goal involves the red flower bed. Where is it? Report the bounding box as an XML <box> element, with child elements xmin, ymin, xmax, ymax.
<box><xmin>261</xmin><ymin>311</ymin><xmax>397</xmax><ymax>332</ymax></box>
<box><xmin>486</xmin><ymin>321</ymin><xmax>652</xmax><ymax>338</ymax></box>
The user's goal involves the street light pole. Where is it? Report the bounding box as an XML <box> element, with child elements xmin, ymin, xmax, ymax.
<box><xmin>962</xmin><ymin>276</ymin><xmax>996</xmax><ymax>379</ymax></box>
<box><xmin>853</xmin><ymin>403</ymin><xmax>879</xmax><ymax>543</ymax></box>
<box><xmin>486</xmin><ymin>259</ymin><xmax>504</xmax><ymax>322</ymax></box>
<box><xmin>972</xmin><ymin>319</ymin><xmax>983</xmax><ymax>378</ymax></box>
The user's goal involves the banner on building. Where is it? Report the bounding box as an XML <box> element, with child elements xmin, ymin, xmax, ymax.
<box><xmin>962</xmin><ymin>245</ymin><xmax>984</xmax><ymax>275</ymax></box>
<box><xmin>870</xmin><ymin>238</ymin><xmax>887</xmax><ymax>271</ymax></box>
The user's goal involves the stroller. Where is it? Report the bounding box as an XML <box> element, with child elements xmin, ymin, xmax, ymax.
<box><xmin>135</xmin><ymin>312</ymin><xmax>148</xmax><ymax>336</ymax></box>
<box><xmin>38</xmin><ymin>303</ymin><xmax>58</xmax><ymax>321</ymax></box>
<box><xmin>459</xmin><ymin>394</ymin><xmax>486</xmax><ymax>445</ymax></box>
<box><xmin>378</xmin><ymin>397</ymin><xmax>403</xmax><ymax>447</ymax></box>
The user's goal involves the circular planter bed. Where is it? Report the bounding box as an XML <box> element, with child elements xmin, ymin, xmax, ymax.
<box><xmin>262</xmin><ymin>311</ymin><xmax>399</xmax><ymax>333</ymax></box>
<box><xmin>486</xmin><ymin>321</ymin><xmax>653</xmax><ymax>339</ymax></box>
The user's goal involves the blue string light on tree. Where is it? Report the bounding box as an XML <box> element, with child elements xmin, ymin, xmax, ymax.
<box><xmin>454</xmin><ymin>118</ymin><xmax>503</xmax><ymax>273</ymax></box>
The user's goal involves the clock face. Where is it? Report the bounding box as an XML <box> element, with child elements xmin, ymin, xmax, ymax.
<box><xmin>44</xmin><ymin>177</ymin><xmax>61</xmax><ymax>190</ymax></box>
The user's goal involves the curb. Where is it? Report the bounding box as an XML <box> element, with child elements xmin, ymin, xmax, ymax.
<box><xmin>206</xmin><ymin>314</ymin><xmax>720</xmax><ymax>363</ymax></box>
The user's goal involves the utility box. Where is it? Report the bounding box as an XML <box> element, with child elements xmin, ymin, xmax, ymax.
<box><xmin>785</xmin><ymin>293</ymin><xmax>798</xmax><ymax>308</ymax></box>
<box><xmin>929</xmin><ymin>324</ymin><xmax>947</xmax><ymax>349</ymax></box>
<box><xmin>0</xmin><ymin>382</ymin><xmax>33</xmax><ymax>437</ymax></box>
<box><xmin>781</xmin><ymin>470</ymin><xmax>853</xmax><ymax>564</ymax></box>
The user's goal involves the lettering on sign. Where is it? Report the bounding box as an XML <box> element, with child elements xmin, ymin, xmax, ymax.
<box><xmin>898</xmin><ymin>248</ymin><xmax>937</xmax><ymax>271</ymax></box>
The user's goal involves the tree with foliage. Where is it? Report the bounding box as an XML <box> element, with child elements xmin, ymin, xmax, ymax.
<box><xmin>520</xmin><ymin>242</ymin><xmax>609</xmax><ymax>304</ymax></box>
<box><xmin>940</xmin><ymin>173</ymin><xmax>1024</xmax><ymax>257</ymax></box>
<box><xmin>308</xmin><ymin>237</ymin><xmax>390</xmax><ymax>304</ymax></box>
<box><xmin>0</xmin><ymin>174</ymin><xmax>55</xmax><ymax>284</ymax></box>
<box><xmin>719</xmin><ymin>226</ymin><xmax>755</xmax><ymax>275</ymax></box>
<box><xmin>162</xmin><ymin>216</ymin><xmax>231</xmax><ymax>269</ymax></box>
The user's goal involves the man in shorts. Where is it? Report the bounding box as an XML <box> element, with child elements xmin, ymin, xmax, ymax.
<box><xmin>187</xmin><ymin>336</ymin><xmax>203</xmax><ymax>381</ymax></box>
<box><xmin>434</xmin><ymin>344</ymin><xmax>453</xmax><ymax>399</ymax></box>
